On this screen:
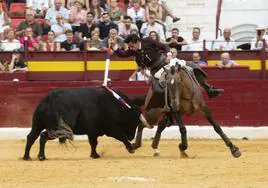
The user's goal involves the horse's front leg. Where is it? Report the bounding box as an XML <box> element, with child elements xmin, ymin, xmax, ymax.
<box><xmin>151</xmin><ymin>113</ymin><xmax>171</xmax><ymax>156</ymax></box>
<box><xmin>172</xmin><ymin>111</ymin><xmax>188</xmax><ymax>158</ymax></box>
<box><xmin>202</xmin><ymin>107</ymin><xmax>241</xmax><ymax>158</ymax></box>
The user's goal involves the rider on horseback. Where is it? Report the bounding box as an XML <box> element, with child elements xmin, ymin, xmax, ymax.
<box><xmin>109</xmin><ymin>34</ymin><xmax>223</xmax><ymax>104</ymax></box>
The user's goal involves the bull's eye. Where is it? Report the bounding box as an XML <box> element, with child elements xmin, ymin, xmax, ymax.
<box><xmin>171</xmin><ymin>78</ymin><xmax>174</xmax><ymax>85</ymax></box>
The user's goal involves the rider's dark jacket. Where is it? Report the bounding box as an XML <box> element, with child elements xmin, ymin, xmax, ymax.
<box><xmin>114</xmin><ymin>37</ymin><xmax>170</xmax><ymax>75</ymax></box>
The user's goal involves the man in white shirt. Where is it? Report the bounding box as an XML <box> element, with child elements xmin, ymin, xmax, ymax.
<box><xmin>27</xmin><ymin>0</ymin><xmax>49</xmax><ymax>17</ymax></box>
<box><xmin>118</xmin><ymin>16</ymin><xmax>138</xmax><ymax>39</ymax></box>
<box><xmin>182</xmin><ymin>27</ymin><xmax>203</xmax><ymax>51</ymax></box>
<box><xmin>140</xmin><ymin>11</ymin><xmax>165</xmax><ymax>41</ymax></box>
<box><xmin>214</xmin><ymin>28</ymin><xmax>236</xmax><ymax>51</ymax></box>
<box><xmin>45</xmin><ymin>0</ymin><xmax>69</xmax><ymax>26</ymax></box>
<box><xmin>250</xmin><ymin>25</ymin><xmax>268</xmax><ymax>50</ymax></box>
<box><xmin>51</xmin><ymin>13</ymin><xmax>72</xmax><ymax>42</ymax></box>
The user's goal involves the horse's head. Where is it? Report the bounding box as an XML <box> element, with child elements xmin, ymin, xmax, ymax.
<box><xmin>165</xmin><ymin>64</ymin><xmax>182</xmax><ymax>112</ymax></box>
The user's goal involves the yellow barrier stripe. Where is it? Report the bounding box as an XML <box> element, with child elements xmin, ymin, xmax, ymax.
<box><xmin>28</xmin><ymin>61</ymin><xmax>137</xmax><ymax>71</ymax></box>
<box><xmin>87</xmin><ymin>61</ymin><xmax>137</xmax><ymax>70</ymax></box>
<box><xmin>265</xmin><ymin>61</ymin><xmax>268</xmax><ymax>70</ymax></box>
<box><xmin>208</xmin><ymin>60</ymin><xmax>261</xmax><ymax>70</ymax></box>
<box><xmin>28</xmin><ymin>61</ymin><xmax>84</xmax><ymax>71</ymax></box>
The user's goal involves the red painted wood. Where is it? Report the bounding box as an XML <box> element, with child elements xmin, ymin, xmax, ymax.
<box><xmin>0</xmin><ymin>80</ymin><xmax>267</xmax><ymax>128</ymax></box>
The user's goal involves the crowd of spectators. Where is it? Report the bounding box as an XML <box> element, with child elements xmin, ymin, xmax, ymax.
<box><xmin>0</xmin><ymin>0</ymin><xmax>267</xmax><ymax>53</ymax></box>
<box><xmin>0</xmin><ymin>0</ymin><xmax>267</xmax><ymax>75</ymax></box>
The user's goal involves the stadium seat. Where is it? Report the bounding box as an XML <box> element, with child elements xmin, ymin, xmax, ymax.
<box><xmin>9</xmin><ymin>3</ymin><xmax>26</xmax><ymax>18</ymax></box>
<box><xmin>10</xmin><ymin>18</ymin><xmax>24</xmax><ymax>29</ymax></box>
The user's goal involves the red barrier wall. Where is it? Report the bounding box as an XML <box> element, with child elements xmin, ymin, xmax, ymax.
<box><xmin>0</xmin><ymin>80</ymin><xmax>267</xmax><ymax>127</ymax></box>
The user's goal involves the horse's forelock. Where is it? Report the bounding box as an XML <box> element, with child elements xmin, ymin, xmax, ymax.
<box><xmin>170</xmin><ymin>66</ymin><xmax>175</xmax><ymax>75</ymax></box>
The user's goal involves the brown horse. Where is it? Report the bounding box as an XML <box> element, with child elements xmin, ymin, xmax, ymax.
<box><xmin>133</xmin><ymin>64</ymin><xmax>241</xmax><ymax>158</ymax></box>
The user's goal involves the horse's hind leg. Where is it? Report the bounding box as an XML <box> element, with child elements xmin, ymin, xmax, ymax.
<box><xmin>38</xmin><ymin>131</ymin><xmax>56</xmax><ymax>161</ymax></box>
<box><xmin>23</xmin><ymin>127</ymin><xmax>43</xmax><ymax>160</ymax></box>
<box><xmin>202</xmin><ymin>106</ymin><xmax>241</xmax><ymax>158</ymax></box>
<box><xmin>172</xmin><ymin>111</ymin><xmax>188</xmax><ymax>158</ymax></box>
<box><xmin>132</xmin><ymin>124</ymin><xmax>144</xmax><ymax>150</ymax></box>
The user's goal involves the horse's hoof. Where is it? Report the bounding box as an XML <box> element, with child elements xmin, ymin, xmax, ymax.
<box><xmin>90</xmin><ymin>153</ymin><xmax>101</xmax><ymax>159</ymax></box>
<box><xmin>38</xmin><ymin>155</ymin><xmax>46</xmax><ymax>161</ymax></box>
<box><xmin>231</xmin><ymin>146</ymin><xmax>242</xmax><ymax>158</ymax></box>
<box><xmin>22</xmin><ymin>156</ymin><xmax>32</xmax><ymax>161</ymax></box>
<box><xmin>131</xmin><ymin>143</ymin><xmax>141</xmax><ymax>150</ymax></box>
<box><xmin>180</xmin><ymin>151</ymin><xmax>189</xmax><ymax>158</ymax></box>
<box><xmin>153</xmin><ymin>149</ymin><xmax>160</xmax><ymax>157</ymax></box>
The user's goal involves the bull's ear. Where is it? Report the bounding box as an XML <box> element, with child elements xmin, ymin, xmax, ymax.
<box><xmin>129</xmin><ymin>95</ymin><xmax>146</xmax><ymax>107</ymax></box>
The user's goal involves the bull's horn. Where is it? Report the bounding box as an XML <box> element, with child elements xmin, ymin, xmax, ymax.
<box><xmin>139</xmin><ymin>114</ymin><xmax>153</xmax><ymax>129</ymax></box>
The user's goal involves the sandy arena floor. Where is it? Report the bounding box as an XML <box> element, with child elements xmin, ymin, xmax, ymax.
<box><xmin>0</xmin><ymin>138</ymin><xmax>267</xmax><ymax>188</ymax></box>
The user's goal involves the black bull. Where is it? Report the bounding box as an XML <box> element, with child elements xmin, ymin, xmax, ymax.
<box><xmin>23</xmin><ymin>86</ymin><xmax>152</xmax><ymax>161</ymax></box>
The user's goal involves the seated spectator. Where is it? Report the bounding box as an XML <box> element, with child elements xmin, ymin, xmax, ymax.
<box><xmin>0</xmin><ymin>52</ymin><xmax>27</xmax><ymax>73</ymax></box>
<box><xmin>127</xmin><ymin>0</ymin><xmax>145</xmax><ymax>31</ymax></box>
<box><xmin>0</xmin><ymin>2</ymin><xmax>10</xmax><ymax>41</ymax></box>
<box><xmin>26</xmin><ymin>0</ymin><xmax>49</xmax><ymax>17</ymax></box>
<box><xmin>20</xmin><ymin>27</ymin><xmax>40</xmax><ymax>51</ymax></box>
<box><xmin>44</xmin><ymin>0</ymin><xmax>69</xmax><ymax>34</ymax></box>
<box><xmin>102</xmin><ymin>28</ymin><xmax>124</xmax><ymax>49</ymax></box>
<box><xmin>118</xmin><ymin>16</ymin><xmax>138</xmax><ymax>39</ymax></box>
<box><xmin>165</xmin><ymin>28</ymin><xmax>187</xmax><ymax>51</ymax></box>
<box><xmin>107</xmin><ymin>0</ymin><xmax>125</xmax><ymax>23</ymax></box>
<box><xmin>16</xmin><ymin>9</ymin><xmax>43</xmax><ymax>39</ymax></box>
<box><xmin>86</xmin><ymin>29</ymin><xmax>103</xmax><ymax>51</ymax></box>
<box><xmin>145</xmin><ymin>0</ymin><xmax>163</xmax><ymax>23</ymax></box>
<box><xmin>98</xmin><ymin>12</ymin><xmax>118</xmax><ymax>39</ymax></box>
<box><xmin>67</xmin><ymin>0</ymin><xmax>88</xmax><ymax>10</ymax></box>
<box><xmin>129</xmin><ymin>68</ymin><xmax>150</xmax><ymax>81</ymax></box>
<box><xmin>140</xmin><ymin>11</ymin><xmax>165</xmax><ymax>41</ymax></box>
<box><xmin>68</xmin><ymin>1</ymin><xmax>87</xmax><ymax>34</ymax></box>
<box><xmin>78</xmin><ymin>12</ymin><xmax>97</xmax><ymax>40</ymax></box>
<box><xmin>182</xmin><ymin>27</ymin><xmax>203</xmax><ymax>51</ymax></box>
<box><xmin>60</xmin><ymin>30</ymin><xmax>83</xmax><ymax>51</ymax></box>
<box><xmin>192</xmin><ymin>52</ymin><xmax>207</xmax><ymax>67</ymax></box>
<box><xmin>51</xmin><ymin>13</ymin><xmax>72</xmax><ymax>42</ymax></box>
<box><xmin>87</xmin><ymin>0</ymin><xmax>104</xmax><ymax>23</ymax></box>
<box><xmin>0</xmin><ymin>29</ymin><xmax>22</xmax><ymax>51</ymax></box>
<box><xmin>148</xmin><ymin>30</ymin><xmax>160</xmax><ymax>41</ymax></box>
<box><xmin>250</xmin><ymin>25</ymin><xmax>268</xmax><ymax>50</ymax></box>
<box><xmin>214</xmin><ymin>28</ymin><xmax>237</xmax><ymax>51</ymax></box>
<box><xmin>41</xmin><ymin>30</ymin><xmax>60</xmax><ymax>51</ymax></box>
<box><xmin>216</xmin><ymin>52</ymin><xmax>239</xmax><ymax>68</ymax></box>
<box><xmin>166</xmin><ymin>48</ymin><xmax>186</xmax><ymax>67</ymax></box>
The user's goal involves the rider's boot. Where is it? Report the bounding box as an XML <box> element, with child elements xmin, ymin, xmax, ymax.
<box><xmin>194</xmin><ymin>70</ymin><xmax>224</xmax><ymax>98</ymax></box>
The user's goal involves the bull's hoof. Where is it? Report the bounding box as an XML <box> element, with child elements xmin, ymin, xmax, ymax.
<box><xmin>127</xmin><ymin>145</ymin><xmax>135</xmax><ymax>154</ymax></box>
<box><xmin>131</xmin><ymin>143</ymin><xmax>141</xmax><ymax>150</ymax></box>
<box><xmin>22</xmin><ymin>156</ymin><xmax>32</xmax><ymax>161</ymax></box>
<box><xmin>38</xmin><ymin>154</ymin><xmax>46</xmax><ymax>161</ymax></box>
<box><xmin>180</xmin><ymin>151</ymin><xmax>189</xmax><ymax>158</ymax></box>
<box><xmin>90</xmin><ymin>153</ymin><xmax>101</xmax><ymax>159</ymax></box>
<box><xmin>231</xmin><ymin>146</ymin><xmax>241</xmax><ymax>158</ymax></box>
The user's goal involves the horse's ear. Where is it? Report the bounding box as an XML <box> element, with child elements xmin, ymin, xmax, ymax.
<box><xmin>175</xmin><ymin>62</ymin><xmax>181</xmax><ymax>72</ymax></box>
<box><xmin>170</xmin><ymin>65</ymin><xmax>175</xmax><ymax>75</ymax></box>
